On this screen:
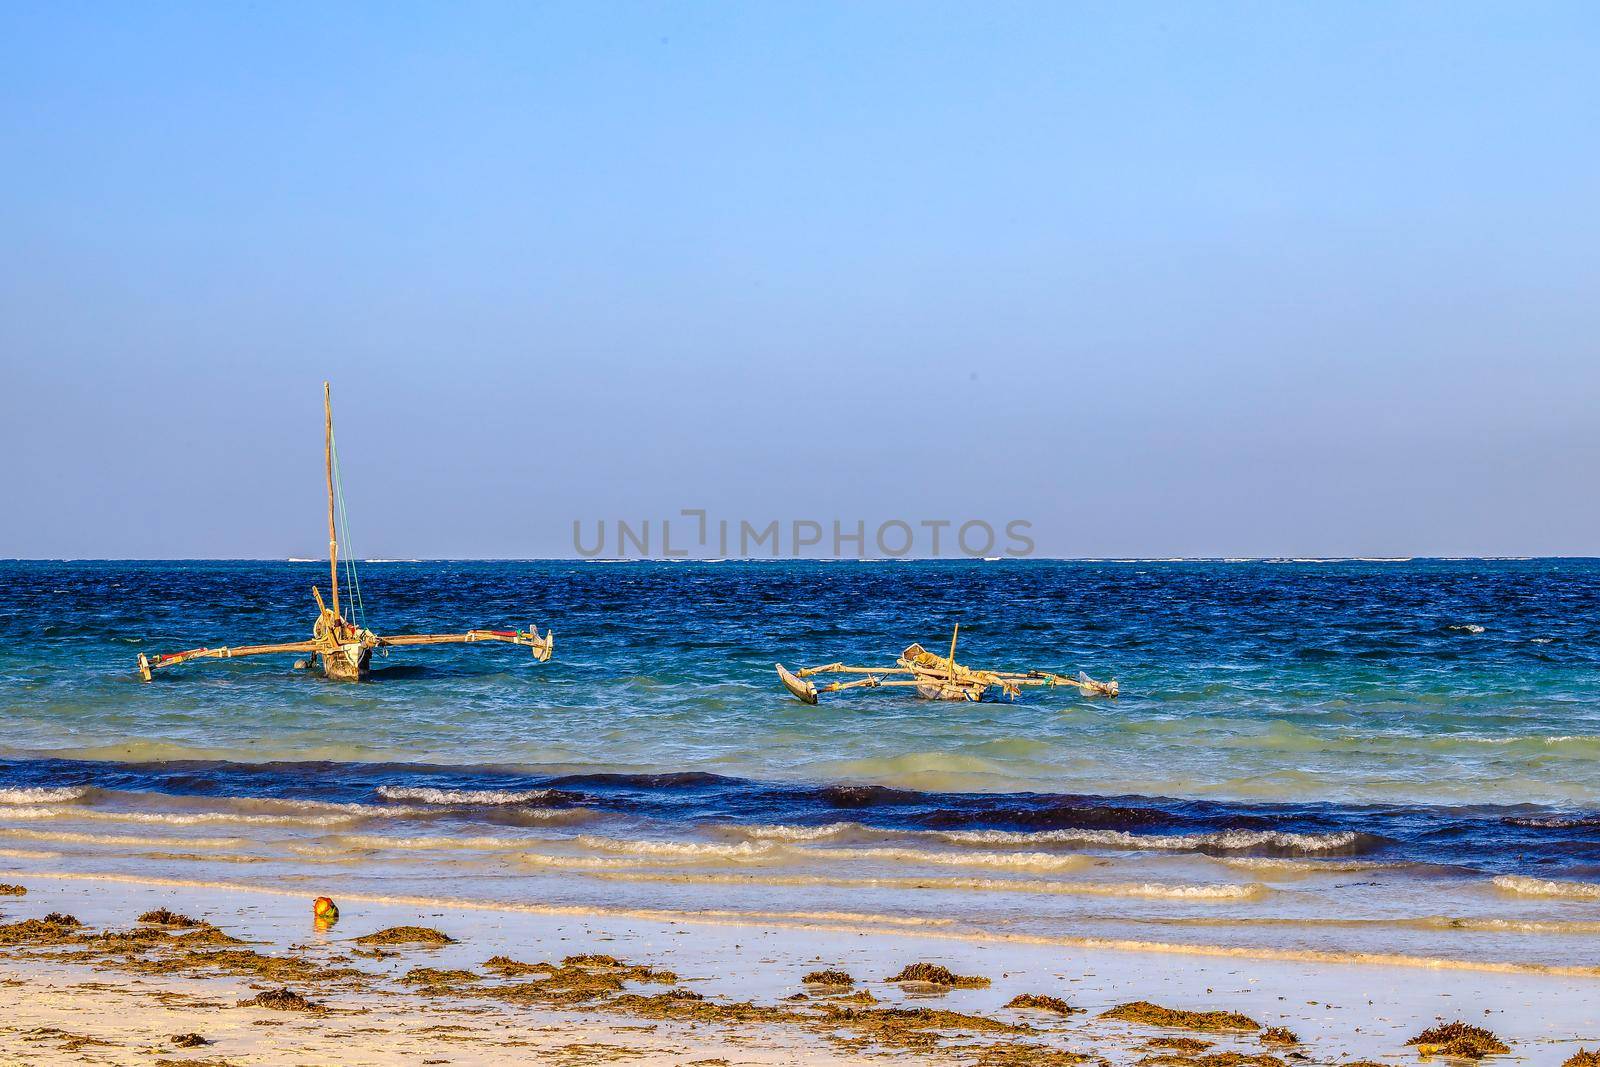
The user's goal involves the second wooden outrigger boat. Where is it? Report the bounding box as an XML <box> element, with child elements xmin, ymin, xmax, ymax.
<box><xmin>775</xmin><ymin>624</ymin><xmax>1116</xmax><ymax>704</ymax></box>
<box><xmin>137</xmin><ymin>383</ymin><xmax>553</xmax><ymax>682</ymax></box>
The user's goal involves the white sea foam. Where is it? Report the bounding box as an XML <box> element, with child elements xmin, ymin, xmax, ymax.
<box><xmin>1448</xmin><ymin>623</ymin><xmax>1487</xmax><ymax>634</ymax></box>
<box><xmin>1492</xmin><ymin>875</ymin><xmax>1600</xmax><ymax>901</ymax></box>
<box><xmin>818</xmin><ymin>845</ymin><xmax>1089</xmax><ymax>873</ymax></box>
<box><xmin>573</xmin><ymin>835</ymin><xmax>777</xmax><ymax>861</ymax></box>
<box><xmin>937</xmin><ymin>827</ymin><xmax>1361</xmax><ymax>853</ymax></box>
<box><xmin>1220</xmin><ymin>856</ymin><xmax>1389</xmax><ymax>873</ymax></box>
<box><xmin>739</xmin><ymin>822</ymin><xmax>862</xmax><ymax>842</ymax></box>
<box><xmin>733</xmin><ymin>822</ymin><xmax>1359</xmax><ymax>855</ymax></box>
<box><xmin>589</xmin><ymin>868</ymin><xmax>1264</xmax><ymax>900</ymax></box>
<box><xmin>376</xmin><ymin>785</ymin><xmax>566</xmax><ymax>806</ymax></box>
<box><xmin>0</xmin><ymin>805</ymin><xmax>371</xmax><ymax>828</ymax></box>
<box><xmin>0</xmin><ymin>787</ymin><xmax>90</xmax><ymax>805</ymax></box>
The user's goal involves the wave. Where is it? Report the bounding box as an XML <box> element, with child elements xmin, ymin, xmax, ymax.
<box><xmin>0</xmin><ymin>827</ymin><xmax>250</xmax><ymax>849</ymax></box>
<box><xmin>731</xmin><ymin>821</ymin><xmax>1366</xmax><ymax>857</ymax></box>
<box><xmin>1492</xmin><ymin>875</ymin><xmax>1600</xmax><ymax>901</ymax></box>
<box><xmin>573</xmin><ymin>835</ymin><xmax>777</xmax><ymax>861</ymax></box>
<box><xmin>938</xmin><ymin>827</ymin><xmax>1364</xmax><ymax>855</ymax></box>
<box><xmin>0</xmin><ymin>786</ymin><xmax>91</xmax><ymax>805</ymax></box>
<box><xmin>818</xmin><ymin>845</ymin><xmax>1090</xmax><ymax>873</ymax></box>
<box><xmin>588</xmin><ymin>868</ymin><xmax>1264</xmax><ymax>899</ymax></box>
<box><xmin>1447</xmin><ymin>623</ymin><xmax>1487</xmax><ymax>634</ymax></box>
<box><xmin>1219</xmin><ymin>856</ymin><xmax>1395</xmax><ymax>874</ymax></box>
<box><xmin>376</xmin><ymin>785</ymin><xmax>574</xmax><ymax>807</ymax></box>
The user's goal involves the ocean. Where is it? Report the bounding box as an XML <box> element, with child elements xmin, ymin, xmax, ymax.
<box><xmin>2</xmin><ymin>559</ymin><xmax>1598</xmax><ymax>970</ymax></box>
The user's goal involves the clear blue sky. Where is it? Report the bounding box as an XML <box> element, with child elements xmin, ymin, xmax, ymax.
<box><xmin>3</xmin><ymin>2</ymin><xmax>1596</xmax><ymax>558</ymax></box>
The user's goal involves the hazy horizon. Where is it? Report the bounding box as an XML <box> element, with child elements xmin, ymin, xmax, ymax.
<box><xmin>5</xmin><ymin>3</ymin><xmax>1598</xmax><ymax>559</ymax></box>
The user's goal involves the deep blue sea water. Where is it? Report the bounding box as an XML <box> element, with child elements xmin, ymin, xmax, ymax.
<box><xmin>1</xmin><ymin>559</ymin><xmax>1597</xmax><ymax>966</ymax></box>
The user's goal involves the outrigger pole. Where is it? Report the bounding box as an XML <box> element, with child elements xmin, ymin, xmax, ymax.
<box><xmin>137</xmin><ymin>383</ymin><xmax>554</xmax><ymax>682</ymax></box>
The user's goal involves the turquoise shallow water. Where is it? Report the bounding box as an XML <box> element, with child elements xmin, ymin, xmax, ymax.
<box><xmin>1</xmin><ymin>559</ymin><xmax>1597</xmax><ymax>968</ymax></box>
<box><xmin>4</xmin><ymin>559</ymin><xmax>1598</xmax><ymax>803</ymax></box>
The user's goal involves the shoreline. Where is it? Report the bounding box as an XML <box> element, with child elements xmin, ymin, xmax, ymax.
<box><xmin>3</xmin><ymin>872</ymin><xmax>1597</xmax><ymax>1065</ymax></box>
<box><xmin>11</xmin><ymin>867</ymin><xmax>1600</xmax><ymax>981</ymax></box>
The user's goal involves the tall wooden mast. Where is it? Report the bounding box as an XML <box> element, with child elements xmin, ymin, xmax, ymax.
<box><xmin>324</xmin><ymin>381</ymin><xmax>340</xmax><ymax>620</ymax></box>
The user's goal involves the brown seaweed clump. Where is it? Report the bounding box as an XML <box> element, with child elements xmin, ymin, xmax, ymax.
<box><xmin>816</xmin><ymin>1005</ymin><xmax>1021</xmax><ymax>1054</ymax></box>
<box><xmin>560</xmin><ymin>953</ymin><xmax>678</xmax><ymax>983</ymax></box>
<box><xmin>135</xmin><ymin>946</ymin><xmax>361</xmax><ymax>986</ymax></box>
<box><xmin>1260</xmin><ymin>1027</ymin><xmax>1300</xmax><ymax>1046</ymax></box>
<box><xmin>1144</xmin><ymin>1037</ymin><xmax>1214</xmax><ymax>1053</ymax></box>
<box><xmin>351</xmin><ymin>926</ymin><xmax>455</xmax><ymax>946</ymax></box>
<box><xmin>1406</xmin><ymin>1021</ymin><xmax>1510</xmax><ymax>1059</ymax></box>
<box><xmin>1139</xmin><ymin>1056</ymin><xmax>1285</xmax><ymax>1067</ymax></box>
<box><xmin>1005</xmin><ymin>994</ymin><xmax>1083</xmax><ymax>1016</ymax></box>
<box><xmin>1564</xmin><ymin>1052</ymin><xmax>1600</xmax><ymax>1067</ymax></box>
<box><xmin>169</xmin><ymin>1034</ymin><xmax>209</xmax><ymax>1048</ymax></box>
<box><xmin>887</xmin><ymin>962</ymin><xmax>991</xmax><ymax>989</ymax></box>
<box><xmin>139</xmin><ymin>908</ymin><xmax>204</xmax><ymax>928</ymax></box>
<box><xmin>1102</xmin><ymin>1001</ymin><xmax>1261</xmax><ymax>1033</ymax></box>
<box><xmin>0</xmin><ymin>883</ymin><xmax>25</xmax><ymax>896</ymax></box>
<box><xmin>971</xmin><ymin>1042</ymin><xmax>1094</xmax><ymax>1066</ymax></box>
<box><xmin>483</xmin><ymin>955</ymin><xmax>549</xmax><ymax>977</ymax></box>
<box><xmin>239</xmin><ymin>987</ymin><xmax>321</xmax><ymax>1012</ymax></box>
<box><xmin>802</xmin><ymin>969</ymin><xmax>855</xmax><ymax>988</ymax></box>
<box><xmin>401</xmin><ymin>967</ymin><xmax>483</xmax><ymax>989</ymax></box>
<box><xmin>0</xmin><ymin>914</ymin><xmax>84</xmax><ymax>945</ymax></box>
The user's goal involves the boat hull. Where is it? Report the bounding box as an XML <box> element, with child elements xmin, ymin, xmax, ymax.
<box><xmin>320</xmin><ymin>643</ymin><xmax>373</xmax><ymax>682</ymax></box>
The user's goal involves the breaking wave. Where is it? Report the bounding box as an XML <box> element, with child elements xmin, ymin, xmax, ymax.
<box><xmin>376</xmin><ymin>785</ymin><xmax>576</xmax><ymax>807</ymax></box>
<box><xmin>1492</xmin><ymin>875</ymin><xmax>1600</xmax><ymax>901</ymax></box>
<box><xmin>0</xmin><ymin>786</ymin><xmax>91</xmax><ymax>805</ymax></box>
<box><xmin>729</xmin><ymin>821</ymin><xmax>1366</xmax><ymax>857</ymax></box>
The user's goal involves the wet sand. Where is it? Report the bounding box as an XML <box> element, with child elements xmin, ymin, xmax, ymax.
<box><xmin>1</xmin><ymin>873</ymin><xmax>1596</xmax><ymax>1065</ymax></box>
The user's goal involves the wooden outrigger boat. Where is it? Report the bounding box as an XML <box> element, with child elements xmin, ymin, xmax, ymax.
<box><xmin>137</xmin><ymin>383</ymin><xmax>553</xmax><ymax>682</ymax></box>
<box><xmin>774</xmin><ymin>624</ymin><xmax>1116</xmax><ymax>705</ymax></box>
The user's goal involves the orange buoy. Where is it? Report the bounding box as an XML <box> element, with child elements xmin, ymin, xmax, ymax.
<box><xmin>313</xmin><ymin>896</ymin><xmax>339</xmax><ymax>925</ymax></box>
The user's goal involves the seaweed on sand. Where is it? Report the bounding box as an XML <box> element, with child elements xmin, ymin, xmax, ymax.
<box><xmin>1101</xmin><ymin>1001</ymin><xmax>1260</xmax><ymax>1033</ymax></box>
<box><xmin>139</xmin><ymin>908</ymin><xmax>204</xmax><ymax>928</ymax></box>
<box><xmin>887</xmin><ymin>962</ymin><xmax>991</xmax><ymax>989</ymax></box>
<box><xmin>352</xmin><ymin>926</ymin><xmax>455</xmax><ymax>946</ymax></box>
<box><xmin>1260</xmin><ymin>1027</ymin><xmax>1299</xmax><ymax>1046</ymax></box>
<box><xmin>802</xmin><ymin>969</ymin><xmax>855</xmax><ymax>988</ymax></box>
<box><xmin>1564</xmin><ymin>1052</ymin><xmax>1600</xmax><ymax>1067</ymax></box>
<box><xmin>1143</xmin><ymin>1038</ymin><xmax>1213</xmax><ymax>1053</ymax></box>
<box><xmin>401</xmin><ymin>967</ymin><xmax>483</xmax><ymax>989</ymax></box>
<box><xmin>483</xmin><ymin>955</ymin><xmax>550</xmax><ymax>977</ymax></box>
<box><xmin>560</xmin><ymin>953</ymin><xmax>677</xmax><ymax>983</ymax></box>
<box><xmin>0</xmin><ymin>884</ymin><xmax>25</xmax><ymax>896</ymax></box>
<box><xmin>1138</xmin><ymin>1056</ymin><xmax>1286</xmax><ymax>1067</ymax></box>
<box><xmin>170</xmin><ymin>1033</ymin><xmax>210</xmax><ymax>1047</ymax></box>
<box><xmin>0</xmin><ymin>914</ymin><xmax>84</xmax><ymax>945</ymax></box>
<box><xmin>1405</xmin><ymin>1021</ymin><xmax>1509</xmax><ymax>1059</ymax></box>
<box><xmin>238</xmin><ymin>987</ymin><xmax>322</xmax><ymax>1012</ymax></box>
<box><xmin>136</xmin><ymin>947</ymin><xmax>362</xmax><ymax>985</ymax></box>
<box><xmin>969</xmin><ymin>1043</ymin><xmax>1093</xmax><ymax>1066</ymax></box>
<box><xmin>1005</xmin><ymin>994</ymin><xmax>1083</xmax><ymax>1016</ymax></box>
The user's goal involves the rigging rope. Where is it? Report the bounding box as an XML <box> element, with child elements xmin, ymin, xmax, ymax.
<box><xmin>329</xmin><ymin>430</ymin><xmax>367</xmax><ymax>630</ymax></box>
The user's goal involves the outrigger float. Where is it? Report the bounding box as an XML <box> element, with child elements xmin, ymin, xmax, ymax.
<box><xmin>138</xmin><ymin>383</ymin><xmax>553</xmax><ymax>683</ymax></box>
<box><xmin>774</xmin><ymin>624</ymin><xmax>1117</xmax><ymax>705</ymax></box>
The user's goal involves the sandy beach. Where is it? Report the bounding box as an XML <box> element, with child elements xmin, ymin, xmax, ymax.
<box><xmin>2</xmin><ymin>871</ymin><xmax>1596</xmax><ymax>1066</ymax></box>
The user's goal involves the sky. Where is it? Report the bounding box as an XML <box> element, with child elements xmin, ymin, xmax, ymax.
<box><xmin>2</xmin><ymin>1</ymin><xmax>1597</xmax><ymax>559</ymax></box>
